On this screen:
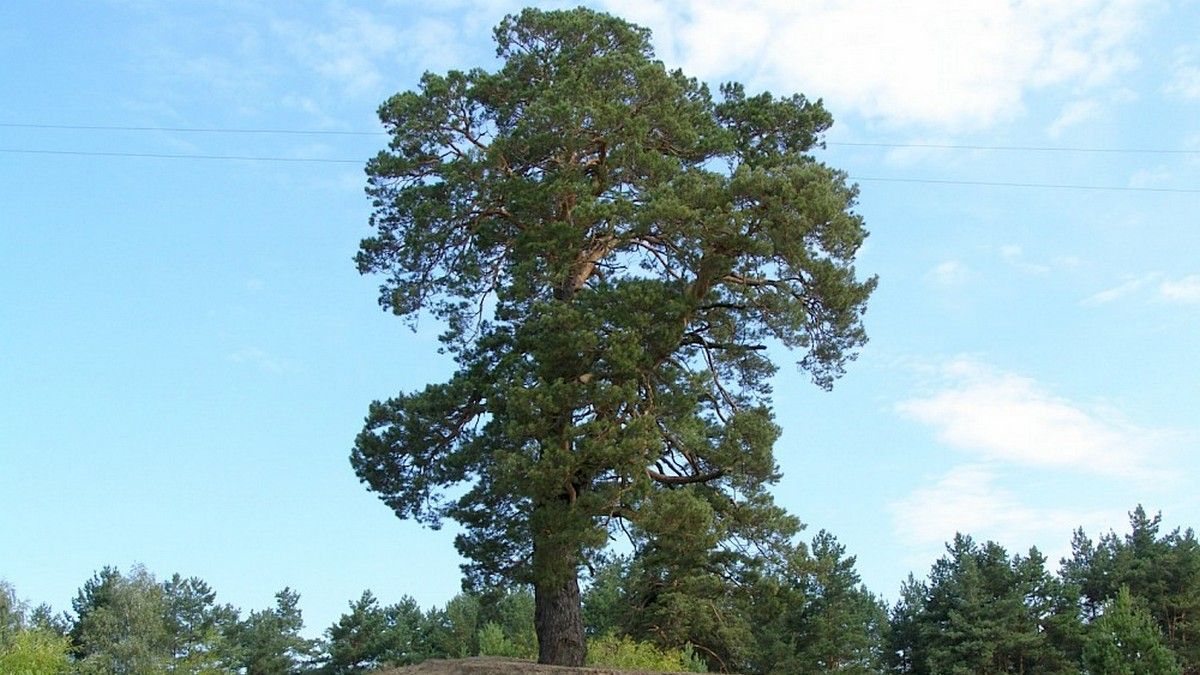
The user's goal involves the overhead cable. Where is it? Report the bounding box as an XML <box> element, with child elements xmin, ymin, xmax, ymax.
<box><xmin>0</xmin><ymin>122</ymin><xmax>382</xmax><ymax>136</ymax></box>
<box><xmin>4</xmin><ymin>122</ymin><xmax>1199</xmax><ymax>155</ymax></box>
<box><xmin>0</xmin><ymin>148</ymin><xmax>361</xmax><ymax>163</ymax></box>
<box><xmin>3</xmin><ymin>147</ymin><xmax>1195</xmax><ymax>193</ymax></box>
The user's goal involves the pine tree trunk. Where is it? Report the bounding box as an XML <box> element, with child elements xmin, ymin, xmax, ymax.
<box><xmin>533</xmin><ymin>537</ymin><xmax>586</xmax><ymax>666</ymax></box>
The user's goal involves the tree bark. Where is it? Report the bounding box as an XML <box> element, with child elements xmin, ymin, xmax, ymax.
<box><xmin>533</xmin><ymin>537</ymin><xmax>586</xmax><ymax>666</ymax></box>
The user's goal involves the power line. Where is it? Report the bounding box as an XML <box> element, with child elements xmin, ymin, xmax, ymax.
<box><xmin>0</xmin><ymin>122</ymin><xmax>383</xmax><ymax>136</ymax></box>
<box><xmin>3</xmin><ymin>147</ymin><xmax>1195</xmax><ymax>193</ymax></box>
<box><xmin>5</xmin><ymin>122</ymin><xmax>1200</xmax><ymax>155</ymax></box>
<box><xmin>852</xmin><ymin>176</ymin><xmax>1200</xmax><ymax>194</ymax></box>
<box><xmin>0</xmin><ymin>148</ymin><xmax>362</xmax><ymax>164</ymax></box>
<box><xmin>827</xmin><ymin>141</ymin><xmax>1200</xmax><ymax>155</ymax></box>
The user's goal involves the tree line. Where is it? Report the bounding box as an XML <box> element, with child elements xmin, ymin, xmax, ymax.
<box><xmin>3</xmin><ymin>504</ymin><xmax>1197</xmax><ymax>673</ymax></box>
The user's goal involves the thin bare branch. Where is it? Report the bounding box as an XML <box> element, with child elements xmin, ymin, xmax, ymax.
<box><xmin>645</xmin><ymin>466</ymin><xmax>724</xmax><ymax>485</ymax></box>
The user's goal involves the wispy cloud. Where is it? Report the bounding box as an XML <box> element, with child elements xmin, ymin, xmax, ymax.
<box><xmin>1082</xmin><ymin>273</ymin><xmax>1200</xmax><ymax>306</ymax></box>
<box><xmin>891</xmin><ymin>464</ymin><xmax>1122</xmax><ymax>547</ymax></box>
<box><xmin>228</xmin><ymin>348</ymin><xmax>296</xmax><ymax>375</ymax></box>
<box><xmin>1165</xmin><ymin>46</ymin><xmax>1200</xmax><ymax>99</ymax></box>
<box><xmin>1160</xmin><ymin>275</ymin><xmax>1200</xmax><ymax>303</ymax></box>
<box><xmin>877</xmin><ymin>138</ymin><xmax>988</xmax><ymax>168</ymax></box>
<box><xmin>896</xmin><ymin>357</ymin><xmax>1169</xmax><ymax>478</ymax></box>
<box><xmin>999</xmin><ymin>244</ymin><xmax>1023</xmax><ymax>260</ymax></box>
<box><xmin>1081</xmin><ymin>273</ymin><xmax>1159</xmax><ymax>306</ymax></box>
<box><xmin>1047</xmin><ymin>99</ymin><xmax>1101</xmax><ymax>138</ymax></box>
<box><xmin>1129</xmin><ymin>166</ymin><xmax>1173</xmax><ymax>188</ymax></box>
<box><xmin>269</xmin><ymin>5</ymin><xmax>486</xmax><ymax>100</ymax></box>
<box><xmin>926</xmin><ymin>260</ymin><xmax>971</xmax><ymax>288</ymax></box>
<box><xmin>272</xmin><ymin>9</ymin><xmax>402</xmax><ymax>97</ymax></box>
<box><xmin>602</xmin><ymin>0</ymin><xmax>1152</xmax><ymax>130</ymax></box>
<box><xmin>127</xmin><ymin>18</ymin><xmax>278</xmax><ymax>115</ymax></box>
<box><xmin>998</xmin><ymin>244</ymin><xmax>1052</xmax><ymax>274</ymax></box>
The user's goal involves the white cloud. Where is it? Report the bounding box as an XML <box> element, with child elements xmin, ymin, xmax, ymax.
<box><xmin>1047</xmin><ymin>99</ymin><xmax>1101</xmax><ymax>138</ymax></box>
<box><xmin>131</xmin><ymin>22</ymin><xmax>277</xmax><ymax>112</ymax></box>
<box><xmin>601</xmin><ymin>0</ymin><xmax>1151</xmax><ymax>130</ymax></box>
<box><xmin>1000</xmin><ymin>244</ymin><xmax>1023</xmax><ymax>260</ymax></box>
<box><xmin>891</xmin><ymin>464</ymin><xmax>1121</xmax><ymax>546</ymax></box>
<box><xmin>998</xmin><ymin>244</ymin><xmax>1052</xmax><ymax>274</ymax></box>
<box><xmin>272</xmin><ymin>8</ymin><xmax>469</xmax><ymax>98</ymax></box>
<box><xmin>876</xmin><ymin>138</ymin><xmax>987</xmax><ymax>167</ymax></box>
<box><xmin>1129</xmin><ymin>166</ymin><xmax>1173</xmax><ymax>188</ymax></box>
<box><xmin>675</xmin><ymin>5</ymin><xmax>772</xmax><ymax>78</ymax></box>
<box><xmin>229</xmin><ymin>348</ymin><xmax>296</xmax><ymax>375</ymax></box>
<box><xmin>896</xmin><ymin>357</ymin><xmax>1167</xmax><ymax>477</ymax></box>
<box><xmin>273</xmin><ymin>10</ymin><xmax>401</xmax><ymax>95</ymax></box>
<box><xmin>927</xmin><ymin>260</ymin><xmax>970</xmax><ymax>287</ymax></box>
<box><xmin>1160</xmin><ymin>275</ymin><xmax>1200</xmax><ymax>303</ymax></box>
<box><xmin>1081</xmin><ymin>273</ymin><xmax>1158</xmax><ymax>306</ymax></box>
<box><xmin>1082</xmin><ymin>272</ymin><xmax>1200</xmax><ymax>306</ymax></box>
<box><xmin>1166</xmin><ymin>46</ymin><xmax>1200</xmax><ymax>99</ymax></box>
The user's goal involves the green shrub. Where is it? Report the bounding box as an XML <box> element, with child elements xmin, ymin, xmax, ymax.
<box><xmin>477</xmin><ymin>621</ymin><xmax>536</xmax><ymax>659</ymax></box>
<box><xmin>586</xmin><ymin>633</ymin><xmax>707</xmax><ymax>672</ymax></box>
<box><xmin>0</xmin><ymin>628</ymin><xmax>72</xmax><ymax>675</ymax></box>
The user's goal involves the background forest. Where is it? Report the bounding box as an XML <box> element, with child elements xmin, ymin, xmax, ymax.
<box><xmin>3</xmin><ymin>505</ymin><xmax>1197</xmax><ymax>674</ymax></box>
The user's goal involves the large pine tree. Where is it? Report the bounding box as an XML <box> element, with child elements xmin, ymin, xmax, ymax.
<box><xmin>352</xmin><ymin>7</ymin><xmax>874</xmax><ymax>665</ymax></box>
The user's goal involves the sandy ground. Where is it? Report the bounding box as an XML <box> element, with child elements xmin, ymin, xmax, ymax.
<box><xmin>378</xmin><ymin>657</ymin><xmax>700</xmax><ymax>675</ymax></box>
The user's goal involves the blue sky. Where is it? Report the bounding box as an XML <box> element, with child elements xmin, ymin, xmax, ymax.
<box><xmin>2</xmin><ymin>0</ymin><xmax>1198</xmax><ymax>637</ymax></box>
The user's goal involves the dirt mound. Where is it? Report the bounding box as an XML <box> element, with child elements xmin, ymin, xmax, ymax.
<box><xmin>378</xmin><ymin>657</ymin><xmax>698</xmax><ymax>675</ymax></box>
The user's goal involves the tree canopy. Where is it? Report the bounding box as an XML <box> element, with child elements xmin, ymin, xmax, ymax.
<box><xmin>351</xmin><ymin>6</ymin><xmax>874</xmax><ymax>665</ymax></box>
